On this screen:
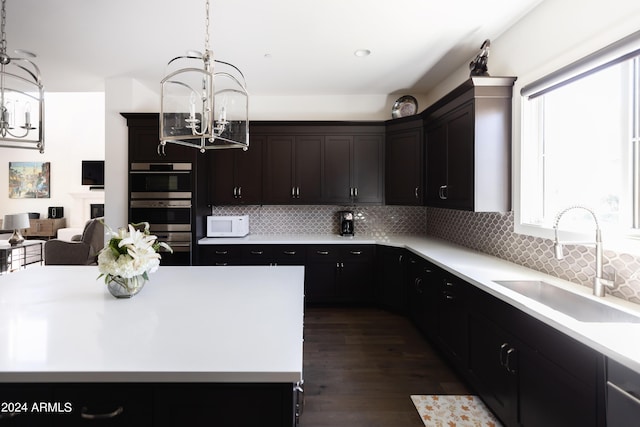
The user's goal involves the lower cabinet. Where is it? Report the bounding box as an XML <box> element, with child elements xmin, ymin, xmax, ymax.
<box><xmin>375</xmin><ymin>245</ymin><xmax>407</xmax><ymax>313</ymax></box>
<box><xmin>466</xmin><ymin>286</ymin><xmax>604</xmax><ymax>427</ymax></box>
<box><xmin>197</xmin><ymin>244</ymin><xmax>375</xmax><ymax>304</ymax></box>
<box><xmin>305</xmin><ymin>245</ymin><xmax>375</xmax><ymax>304</ymax></box>
<box><xmin>0</xmin><ymin>383</ymin><xmax>296</xmax><ymax>426</ymax></box>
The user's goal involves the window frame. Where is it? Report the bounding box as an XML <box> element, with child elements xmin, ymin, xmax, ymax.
<box><xmin>515</xmin><ymin>29</ymin><xmax>640</xmax><ymax>254</ymax></box>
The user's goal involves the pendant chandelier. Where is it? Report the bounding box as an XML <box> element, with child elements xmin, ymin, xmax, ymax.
<box><xmin>160</xmin><ymin>0</ymin><xmax>249</xmax><ymax>153</ymax></box>
<box><xmin>0</xmin><ymin>0</ymin><xmax>44</xmax><ymax>152</ymax></box>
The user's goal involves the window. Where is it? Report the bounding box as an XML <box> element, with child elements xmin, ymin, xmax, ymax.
<box><xmin>519</xmin><ymin>30</ymin><xmax>640</xmax><ymax>244</ymax></box>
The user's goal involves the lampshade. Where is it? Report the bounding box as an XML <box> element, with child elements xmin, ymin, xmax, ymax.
<box><xmin>4</xmin><ymin>213</ymin><xmax>30</xmax><ymax>230</ymax></box>
<box><xmin>3</xmin><ymin>213</ymin><xmax>29</xmax><ymax>246</ymax></box>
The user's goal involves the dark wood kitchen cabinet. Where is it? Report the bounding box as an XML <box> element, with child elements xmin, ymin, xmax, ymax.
<box><xmin>263</xmin><ymin>134</ymin><xmax>323</xmax><ymax>204</ymax></box>
<box><xmin>424</xmin><ymin>77</ymin><xmax>515</xmax><ymax>212</ymax></box>
<box><xmin>435</xmin><ymin>271</ymin><xmax>469</xmax><ymax>371</ymax></box>
<box><xmin>466</xmin><ymin>285</ymin><xmax>604</xmax><ymax>427</ymax></box>
<box><xmin>322</xmin><ymin>134</ymin><xmax>384</xmax><ymax>205</ymax></box>
<box><xmin>305</xmin><ymin>245</ymin><xmax>375</xmax><ymax>304</ymax></box>
<box><xmin>376</xmin><ymin>245</ymin><xmax>407</xmax><ymax>313</ymax></box>
<box><xmin>122</xmin><ymin>113</ymin><xmax>196</xmax><ymax>163</ymax></box>
<box><xmin>385</xmin><ymin>117</ymin><xmax>424</xmax><ymax>205</ymax></box>
<box><xmin>209</xmin><ymin>135</ymin><xmax>264</xmax><ymax>205</ymax></box>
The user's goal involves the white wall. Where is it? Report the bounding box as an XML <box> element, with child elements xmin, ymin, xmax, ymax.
<box><xmin>0</xmin><ymin>92</ymin><xmax>105</xmax><ymax>229</ymax></box>
<box><xmin>103</xmin><ymin>0</ymin><xmax>640</xmax><ymax>231</ymax></box>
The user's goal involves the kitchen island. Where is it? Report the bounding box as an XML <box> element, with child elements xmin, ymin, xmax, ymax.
<box><xmin>0</xmin><ymin>265</ymin><xmax>305</xmax><ymax>426</ymax></box>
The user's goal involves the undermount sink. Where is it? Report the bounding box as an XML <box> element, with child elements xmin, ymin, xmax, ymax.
<box><xmin>493</xmin><ymin>280</ymin><xmax>640</xmax><ymax>323</ymax></box>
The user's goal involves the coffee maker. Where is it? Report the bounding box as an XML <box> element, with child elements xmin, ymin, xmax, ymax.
<box><xmin>338</xmin><ymin>211</ymin><xmax>354</xmax><ymax>236</ymax></box>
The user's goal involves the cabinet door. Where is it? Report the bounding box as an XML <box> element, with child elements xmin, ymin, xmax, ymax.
<box><xmin>336</xmin><ymin>246</ymin><xmax>375</xmax><ymax>303</ymax></box>
<box><xmin>425</xmin><ymin>121</ymin><xmax>448</xmax><ymax>207</ymax></box>
<box><xmin>263</xmin><ymin>135</ymin><xmax>296</xmax><ymax>203</ymax></box>
<box><xmin>376</xmin><ymin>246</ymin><xmax>407</xmax><ymax>312</ymax></box>
<box><xmin>444</xmin><ymin>103</ymin><xmax>474</xmax><ymax>210</ymax></box>
<box><xmin>305</xmin><ymin>246</ymin><xmax>339</xmax><ymax>304</ymax></box>
<box><xmin>198</xmin><ymin>245</ymin><xmax>242</xmax><ymax>266</ymax></box>
<box><xmin>467</xmin><ymin>314</ymin><xmax>519</xmax><ymax>427</ymax></box>
<box><xmin>352</xmin><ymin>135</ymin><xmax>383</xmax><ymax>204</ymax></box>
<box><xmin>294</xmin><ymin>135</ymin><xmax>323</xmax><ymax>203</ymax></box>
<box><xmin>234</xmin><ymin>135</ymin><xmax>264</xmax><ymax>204</ymax></box>
<box><xmin>210</xmin><ymin>148</ymin><xmax>237</xmax><ymax>205</ymax></box>
<box><xmin>129</xmin><ymin>126</ymin><xmax>195</xmax><ymax>163</ymax></box>
<box><xmin>385</xmin><ymin>129</ymin><xmax>423</xmax><ymax>205</ymax></box>
<box><xmin>436</xmin><ymin>275</ymin><xmax>468</xmax><ymax>369</ymax></box>
<box><xmin>322</xmin><ymin>136</ymin><xmax>352</xmax><ymax>204</ymax></box>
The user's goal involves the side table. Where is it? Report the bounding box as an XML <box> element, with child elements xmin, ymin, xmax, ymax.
<box><xmin>0</xmin><ymin>240</ymin><xmax>45</xmax><ymax>274</ymax></box>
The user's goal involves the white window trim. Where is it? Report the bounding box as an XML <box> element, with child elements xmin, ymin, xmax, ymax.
<box><xmin>514</xmin><ymin>29</ymin><xmax>640</xmax><ymax>256</ymax></box>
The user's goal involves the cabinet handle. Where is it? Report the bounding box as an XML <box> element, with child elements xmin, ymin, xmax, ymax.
<box><xmin>398</xmin><ymin>254</ymin><xmax>403</xmax><ymax>263</ymax></box>
<box><xmin>444</xmin><ymin>281</ymin><xmax>454</xmax><ymax>287</ymax></box>
<box><xmin>250</xmin><ymin>250</ymin><xmax>264</xmax><ymax>255</ymax></box>
<box><xmin>291</xmin><ymin>187</ymin><xmax>296</xmax><ymax>198</ymax></box>
<box><xmin>316</xmin><ymin>250</ymin><xmax>330</xmax><ymax>255</ymax></box>
<box><xmin>80</xmin><ymin>406</ymin><xmax>124</xmax><ymax>420</ymax></box>
<box><xmin>439</xmin><ymin>185</ymin><xmax>448</xmax><ymax>200</ymax></box>
<box><xmin>354</xmin><ymin>187</ymin><xmax>358</xmax><ymax>197</ymax></box>
<box><xmin>237</xmin><ymin>186</ymin><xmax>242</xmax><ymax>198</ymax></box>
<box><xmin>442</xmin><ymin>292</ymin><xmax>455</xmax><ymax>301</ymax></box>
<box><xmin>415</xmin><ymin>186</ymin><xmax>419</xmax><ymax>199</ymax></box>
<box><xmin>415</xmin><ymin>277</ymin><xmax>423</xmax><ymax>294</ymax></box>
<box><xmin>296</xmin><ymin>187</ymin><xmax>300</xmax><ymax>198</ymax></box>
<box><xmin>233</xmin><ymin>187</ymin><xmax>238</xmax><ymax>198</ymax></box>
<box><xmin>215</xmin><ymin>262</ymin><xmax>228</xmax><ymax>266</ymax></box>
<box><xmin>506</xmin><ymin>347</ymin><xmax>517</xmax><ymax>374</ymax></box>
<box><xmin>499</xmin><ymin>343</ymin><xmax>509</xmax><ymax>367</ymax></box>
<box><xmin>215</xmin><ymin>250</ymin><xmax>228</xmax><ymax>255</ymax></box>
<box><xmin>608</xmin><ymin>381</ymin><xmax>640</xmax><ymax>406</ymax></box>
<box><xmin>283</xmin><ymin>250</ymin><xmax>297</xmax><ymax>255</ymax></box>
<box><xmin>350</xmin><ymin>250</ymin><xmax>362</xmax><ymax>255</ymax></box>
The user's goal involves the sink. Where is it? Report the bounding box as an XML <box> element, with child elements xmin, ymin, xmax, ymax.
<box><xmin>493</xmin><ymin>280</ymin><xmax>640</xmax><ymax>323</ymax></box>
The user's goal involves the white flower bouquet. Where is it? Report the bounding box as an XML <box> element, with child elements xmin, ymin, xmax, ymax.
<box><xmin>97</xmin><ymin>222</ymin><xmax>172</xmax><ymax>296</ymax></box>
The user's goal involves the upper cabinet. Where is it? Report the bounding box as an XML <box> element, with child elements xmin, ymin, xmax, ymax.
<box><xmin>423</xmin><ymin>77</ymin><xmax>516</xmax><ymax>212</ymax></box>
<box><xmin>209</xmin><ymin>135</ymin><xmax>264</xmax><ymax>205</ymax></box>
<box><xmin>323</xmin><ymin>133</ymin><xmax>384</xmax><ymax>205</ymax></box>
<box><xmin>385</xmin><ymin>116</ymin><xmax>424</xmax><ymax>205</ymax></box>
<box><xmin>122</xmin><ymin>113</ymin><xmax>196</xmax><ymax>163</ymax></box>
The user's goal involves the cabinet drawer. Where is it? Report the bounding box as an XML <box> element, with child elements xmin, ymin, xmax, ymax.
<box><xmin>307</xmin><ymin>245</ymin><xmax>339</xmax><ymax>261</ymax></box>
<box><xmin>241</xmin><ymin>245</ymin><xmax>274</xmax><ymax>264</ymax></box>
<box><xmin>54</xmin><ymin>384</ymin><xmax>153</xmax><ymax>426</ymax></box>
<box><xmin>199</xmin><ymin>245</ymin><xmax>242</xmax><ymax>266</ymax></box>
<box><xmin>339</xmin><ymin>245</ymin><xmax>374</xmax><ymax>261</ymax></box>
<box><xmin>271</xmin><ymin>245</ymin><xmax>306</xmax><ymax>265</ymax></box>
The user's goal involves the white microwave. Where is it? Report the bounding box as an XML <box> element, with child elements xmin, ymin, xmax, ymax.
<box><xmin>206</xmin><ymin>215</ymin><xmax>249</xmax><ymax>237</ymax></box>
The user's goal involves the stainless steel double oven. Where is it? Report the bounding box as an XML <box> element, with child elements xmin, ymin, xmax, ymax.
<box><xmin>129</xmin><ymin>162</ymin><xmax>192</xmax><ymax>265</ymax></box>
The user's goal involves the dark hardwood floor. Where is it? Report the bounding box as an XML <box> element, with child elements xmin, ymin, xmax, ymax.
<box><xmin>301</xmin><ymin>307</ymin><xmax>470</xmax><ymax>427</ymax></box>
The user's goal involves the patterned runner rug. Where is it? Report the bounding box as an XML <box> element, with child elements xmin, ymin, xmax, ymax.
<box><xmin>411</xmin><ymin>395</ymin><xmax>503</xmax><ymax>427</ymax></box>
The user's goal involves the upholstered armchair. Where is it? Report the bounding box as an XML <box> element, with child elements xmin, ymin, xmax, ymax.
<box><xmin>44</xmin><ymin>217</ymin><xmax>105</xmax><ymax>265</ymax></box>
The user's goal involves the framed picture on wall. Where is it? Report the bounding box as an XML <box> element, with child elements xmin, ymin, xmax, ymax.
<box><xmin>8</xmin><ymin>162</ymin><xmax>51</xmax><ymax>199</ymax></box>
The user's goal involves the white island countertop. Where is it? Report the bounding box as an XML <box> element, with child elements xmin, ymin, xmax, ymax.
<box><xmin>0</xmin><ymin>266</ymin><xmax>304</xmax><ymax>383</ymax></box>
<box><xmin>200</xmin><ymin>233</ymin><xmax>640</xmax><ymax>373</ymax></box>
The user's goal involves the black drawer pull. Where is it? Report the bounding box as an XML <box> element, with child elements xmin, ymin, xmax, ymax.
<box><xmin>215</xmin><ymin>250</ymin><xmax>228</xmax><ymax>255</ymax></box>
<box><xmin>283</xmin><ymin>251</ymin><xmax>297</xmax><ymax>255</ymax></box>
<box><xmin>316</xmin><ymin>251</ymin><xmax>330</xmax><ymax>255</ymax></box>
<box><xmin>349</xmin><ymin>250</ymin><xmax>362</xmax><ymax>255</ymax></box>
<box><xmin>215</xmin><ymin>262</ymin><xmax>228</xmax><ymax>266</ymax></box>
<box><xmin>250</xmin><ymin>250</ymin><xmax>264</xmax><ymax>255</ymax></box>
<box><xmin>80</xmin><ymin>406</ymin><xmax>124</xmax><ymax>420</ymax></box>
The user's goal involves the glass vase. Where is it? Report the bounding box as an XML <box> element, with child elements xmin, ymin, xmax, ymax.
<box><xmin>107</xmin><ymin>275</ymin><xmax>146</xmax><ymax>298</ymax></box>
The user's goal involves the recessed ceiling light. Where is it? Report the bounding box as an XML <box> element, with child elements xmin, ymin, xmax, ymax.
<box><xmin>354</xmin><ymin>49</ymin><xmax>371</xmax><ymax>57</ymax></box>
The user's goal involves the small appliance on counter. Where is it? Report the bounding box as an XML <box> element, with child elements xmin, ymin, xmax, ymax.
<box><xmin>206</xmin><ymin>215</ymin><xmax>249</xmax><ymax>237</ymax></box>
<box><xmin>338</xmin><ymin>210</ymin><xmax>354</xmax><ymax>236</ymax></box>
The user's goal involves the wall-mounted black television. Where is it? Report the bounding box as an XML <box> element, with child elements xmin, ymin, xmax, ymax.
<box><xmin>82</xmin><ymin>160</ymin><xmax>104</xmax><ymax>189</ymax></box>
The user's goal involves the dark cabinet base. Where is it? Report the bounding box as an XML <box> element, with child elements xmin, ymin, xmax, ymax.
<box><xmin>0</xmin><ymin>383</ymin><xmax>296</xmax><ymax>427</ymax></box>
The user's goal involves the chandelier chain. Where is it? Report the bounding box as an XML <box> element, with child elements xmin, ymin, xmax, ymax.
<box><xmin>0</xmin><ymin>0</ymin><xmax>6</xmax><ymax>55</ymax></box>
<box><xmin>204</xmin><ymin>0</ymin><xmax>210</xmax><ymax>53</ymax></box>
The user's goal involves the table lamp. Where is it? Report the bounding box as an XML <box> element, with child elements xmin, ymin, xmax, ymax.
<box><xmin>3</xmin><ymin>213</ymin><xmax>30</xmax><ymax>245</ymax></box>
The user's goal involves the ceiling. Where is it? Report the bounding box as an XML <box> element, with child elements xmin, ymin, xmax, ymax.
<box><xmin>7</xmin><ymin>0</ymin><xmax>543</xmax><ymax>96</ymax></box>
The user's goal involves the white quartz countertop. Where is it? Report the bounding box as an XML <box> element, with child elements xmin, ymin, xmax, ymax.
<box><xmin>200</xmin><ymin>234</ymin><xmax>640</xmax><ymax>373</ymax></box>
<box><xmin>0</xmin><ymin>266</ymin><xmax>305</xmax><ymax>383</ymax></box>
